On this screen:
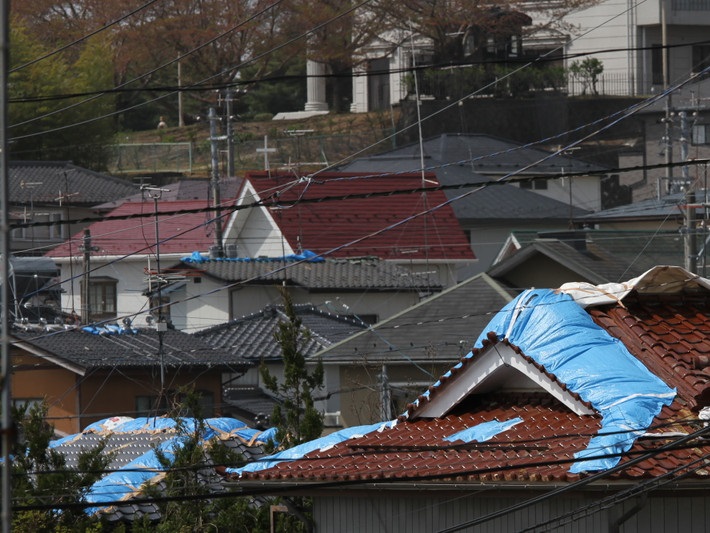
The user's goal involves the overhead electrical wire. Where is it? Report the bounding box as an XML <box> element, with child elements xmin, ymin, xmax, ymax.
<box><xmin>8</xmin><ymin>0</ymin><xmax>290</xmax><ymax>132</ymax></box>
<box><xmin>11</xmin><ymin>423</ymin><xmax>710</xmax><ymax>511</ymax></box>
<box><xmin>8</xmin><ymin>0</ymin><xmax>372</xmax><ymax>139</ymax></box>
<box><xmin>10</xmin><ymin>158</ymin><xmax>709</xmax><ymax>234</ymax></box>
<box><xmin>10</xmin><ymin>0</ymin><xmax>163</xmax><ymax>72</ymax></box>
<box><xmin>6</xmin><ymin>6</ymin><xmax>710</xmax><ymax>524</ymax></box>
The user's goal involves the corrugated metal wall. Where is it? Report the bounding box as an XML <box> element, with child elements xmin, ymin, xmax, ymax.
<box><xmin>312</xmin><ymin>492</ymin><xmax>710</xmax><ymax>533</ymax></box>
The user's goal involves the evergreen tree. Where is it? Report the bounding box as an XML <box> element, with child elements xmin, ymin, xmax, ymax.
<box><xmin>260</xmin><ymin>286</ymin><xmax>325</xmax><ymax>448</ymax></box>
<box><xmin>10</xmin><ymin>401</ymin><xmax>112</xmax><ymax>532</ymax></box>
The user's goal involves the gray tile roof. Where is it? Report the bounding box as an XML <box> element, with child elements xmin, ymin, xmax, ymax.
<box><xmin>11</xmin><ymin>326</ymin><xmax>251</xmax><ymax>371</ymax></box>
<box><xmin>95</xmin><ymin>177</ymin><xmax>244</xmax><ymax>210</ymax></box>
<box><xmin>488</xmin><ymin>230</ymin><xmax>685</xmax><ymax>285</ymax></box>
<box><xmin>9</xmin><ymin>161</ymin><xmax>137</xmax><ymax>206</ymax></box>
<box><xmin>224</xmin><ymin>386</ymin><xmax>280</xmax><ymax>425</ymax></box>
<box><xmin>195</xmin><ymin>304</ymin><xmax>367</xmax><ymax>361</ymax></box>
<box><xmin>182</xmin><ymin>257</ymin><xmax>443</xmax><ymax>291</ymax></box>
<box><xmin>314</xmin><ymin>273</ymin><xmax>513</xmax><ymax>363</ymax></box>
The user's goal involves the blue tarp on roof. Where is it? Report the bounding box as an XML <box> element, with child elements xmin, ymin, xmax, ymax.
<box><xmin>444</xmin><ymin>418</ymin><xmax>523</xmax><ymax>443</ymax></box>
<box><xmin>182</xmin><ymin>249</ymin><xmax>324</xmax><ymax>263</ymax></box>
<box><xmin>471</xmin><ymin>288</ymin><xmax>676</xmax><ymax>473</ymax></box>
<box><xmin>228</xmin><ymin>422</ymin><xmax>385</xmax><ymax>476</ymax></box>
<box><xmin>49</xmin><ymin>416</ymin><xmax>277</xmax><ymax>515</ymax></box>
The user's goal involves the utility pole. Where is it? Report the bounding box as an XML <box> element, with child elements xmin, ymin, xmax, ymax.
<box><xmin>225</xmin><ymin>89</ymin><xmax>235</xmax><ymax>179</ymax></box>
<box><xmin>661</xmin><ymin>0</ymin><xmax>673</xmax><ymax>199</ymax></box>
<box><xmin>142</xmin><ymin>186</ymin><xmax>170</xmax><ymax>394</ymax></box>
<box><xmin>177</xmin><ymin>55</ymin><xmax>185</xmax><ymax>128</ymax></box>
<box><xmin>80</xmin><ymin>230</ymin><xmax>98</xmax><ymax>324</ymax></box>
<box><xmin>379</xmin><ymin>365</ymin><xmax>392</xmax><ymax>421</ymax></box>
<box><xmin>208</xmin><ymin>107</ymin><xmax>224</xmax><ymax>258</ymax></box>
<box><xmin>1</xmin><ymin>0</ymin><xmax>11</xmax><ymax>529</ymax></box>
<box><xmin>680</xmin><ymin>110</ymin><xmax>697</xmax><ymax>273</ymax></box>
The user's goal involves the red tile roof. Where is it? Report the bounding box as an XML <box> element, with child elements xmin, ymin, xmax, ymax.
<box><xmin>234</xmin><ymin>288</ymin><xmax>710</xmax><ymax>486</ymax></box>
<box><xmin>245</xmin><ymin>171</ymin><xmax>475</xmax><ymax>261</ymax></box>
<box><xmin>47</xmin><ymin>199</ymin><xmax>223</xmax><ymax>258</ymax></box>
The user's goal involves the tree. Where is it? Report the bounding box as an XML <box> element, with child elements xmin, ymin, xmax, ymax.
<box><xmin>369</xmin><ymin>0</ymin><xmax>600</xmax><ymax>65</ymax></box>
<box><xmin>569</xmin><ymin>57</ymin><xmax>604</xmax><ymax>95</ymax></box>
<box><xmin>11</xmin><ymin>1</ymin><xmax>295</xmax><ymax>131</ymax></box>
<box><xmin>260</xmin><ymin>287</ymin><xmax>325</xmax><ymax>448</ymax></box>
<box><xmin>8</xmin><ymin>18</ymin><xmax>116</xmax><ymax>168</ymax></box>
<box><xmin>11</xmin><ymin>401</ymin><xmax>112</xmax><ymax>532</ymax></box>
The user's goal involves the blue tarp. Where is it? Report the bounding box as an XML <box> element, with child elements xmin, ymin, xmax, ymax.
<box><xmin>48</xmin><ymin>416</ymin><xmax>278</xmax><ymax>515</ymax></box>
<box><xmin>181</xmin><ymin>249</ymin><xmax>324</xmax><ymax>264</ymax></box>
<box><xmin>444</xmin><ymin>418</ymin><xmax>523</xmax><ymax>443</ymax></box>
<box><xmin>228</xmin><ymin>422</ymin><xmax>384</xmax><ymax>476</ymax></box>
<box><xmin>471</xmin><ymin>288</ymin><xmax>676</xmax><ymax>473</ymax></box>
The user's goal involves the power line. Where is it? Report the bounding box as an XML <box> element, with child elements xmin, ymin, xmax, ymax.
<box><xmin>10</xmin><ymin>0</ymin><xmax>162</xmax><ymax>73</ymax></box>
<box><xmin>435</xmin><ymin>422</ymin><xmax>710</xmax><ymax>532</ymax></box>
<box><xmin>11</xmin><ymin>38</ymin><xmax>710</xmax><ymax>104</ymax></box>
<box><xmin>10</xmin><ymin>158</ymin><xmax>710</xmax><ymax>233</ymax></box>
<box><xmin>10</xmin><ymin>425</ymin><xmax>710</xmax><ymax>511</ymax></box>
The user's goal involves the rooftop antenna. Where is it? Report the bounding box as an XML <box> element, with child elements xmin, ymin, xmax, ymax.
<box><xmin>409</xmin><ymin>21</ymin><xmax>431</xmax><ymax>291</ymax></box>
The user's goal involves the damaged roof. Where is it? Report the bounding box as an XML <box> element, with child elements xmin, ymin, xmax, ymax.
<box><xmin>228</xmin><ymin>266</ymin><xmax>710</xmax><ymax>486</ymax></box>
<box><xmin>50</xmin><ymin>416</ymin><xmax>275</xmax><ymax>522</ymax></box>
<box><xmin>180</xmin><ymin>255</ymin><xmax>443</xmax><ymax>291</ymax></box>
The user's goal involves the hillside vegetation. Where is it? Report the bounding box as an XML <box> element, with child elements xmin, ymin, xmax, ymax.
<box><xmin>112</xmin><ymin>110</ymin><xmax>403</xmax><ymax>179</ymax></box>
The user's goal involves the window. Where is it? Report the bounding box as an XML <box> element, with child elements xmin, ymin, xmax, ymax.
<box><xmin>520</xmin><ymin>178</ymin><xmax>548</xmax><ymax>190</ymax></box>
<box><xmin>651</xmin><ymin>44</ymin><xmax>667</xmax><ymax>85</ymax></box>
<box><xmin>13</xmin><ymin>398</ymin><xmax>43</xmax><ymax>411</ymax></box>
<box><xmin>692</xmin><ymin>44</ymin><xmax>710</xmax><ymax>74</ymax></box>
<box><xmin>692</xmin><ymin>123</ymin><xmax>710</xmax><ymax>145</ymax></box>
<box><xmin>81</xmin><ymin>277</ymin><xmax>117</xmax><ymax>321</ymax></box>
<box><xmin>14</xmin><ymin>212</ymin><xmax>64</xmax><ymax>241</ymax></box>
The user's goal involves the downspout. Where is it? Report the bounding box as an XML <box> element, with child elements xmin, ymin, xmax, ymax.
<box><xmin>609</xmin><ymin>494</ymin><xmax>648</xmax><ymax>533</ymax></box>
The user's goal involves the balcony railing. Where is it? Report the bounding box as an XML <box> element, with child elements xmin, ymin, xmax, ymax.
<box><xmin>672</xmin><ymin>0</ymin><xmax>710</xmax><ymax>12</ymax></box>
<box><xmin>401</xmin><ymin>67</ymin><xmax>639</xmax><ymax>100</ymax></box>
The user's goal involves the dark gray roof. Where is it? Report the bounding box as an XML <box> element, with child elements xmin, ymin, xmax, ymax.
<box><xmin>9</xmin><ymin>161</ymin><xmax>137</xmax><ymax>206</ymax></box>
<box><xmin>338</xmin><ymin>134</ymin><xmax>593</xmax><ymax>222</ymax></box>
<box><xmin>11</xmin><ymin>326</ymin><xmax>251</xmax><ymax>372</ymax></box>
<box><xmin>579</xmin><ymin>191</ymin><xmax>701</xmax><ymax>222</ymax></box>
<box><xmin>195</xmin><ymin>304</ymin><xmax>367</xmax><ymax>361</ymax></box>
<box><xmin>224</xmin><ymin>386</ymin><xmax>280</xmax><ymax>425</ymax></box>
<box><xmin>489</xmin><ymin>230</ymin><xmax>685</xmax><ymax>285</ymax></box>
<box><xmin>444</xmin><ymin>182</ymin><xmax>589</xmax><ymax>222</ymax></box>
<box><xmin>95</xmin><ymin>177</ymin><xmax>244</xmax><ymax>210</ymax></box>
<box><xmin>340</xmin><ymin>133</ymin><xmax>606</xmax><ymax>176</ymax></box>
<box><xmin>314</xmin><ymin>273</ymin><xmax>513</xmax><ymax>363</ymax></box>
<box><xmin>182</xmin><ymin>257</ymin><xmax>443</xmax><ymax>291</ymax></box>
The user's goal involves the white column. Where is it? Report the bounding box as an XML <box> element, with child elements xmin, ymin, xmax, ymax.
<box><xmin>305</xmin><ymin>59</ymin><xmax>329</xmax><ymax>112</ymax></box>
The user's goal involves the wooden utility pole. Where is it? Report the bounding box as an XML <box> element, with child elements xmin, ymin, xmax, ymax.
<box><xmin>80</xmin><ymin>230</ymin><xmax>98</xmax><ymax>324</ymax></box>
<box><xmin>1</xmin><ymin>1</ymin><xmax>11</xmax><ymax>529</ymax></box>
<box><xmin>208</xmin><ymin>108</ymin><xmax>224</xmax><ymax>258</ymax></box>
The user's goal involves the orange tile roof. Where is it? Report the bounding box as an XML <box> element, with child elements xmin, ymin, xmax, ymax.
<box><xmin>234</xmin><ymin>290</ymin><xmax>710</xmax><ymax>486</ymax></box>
